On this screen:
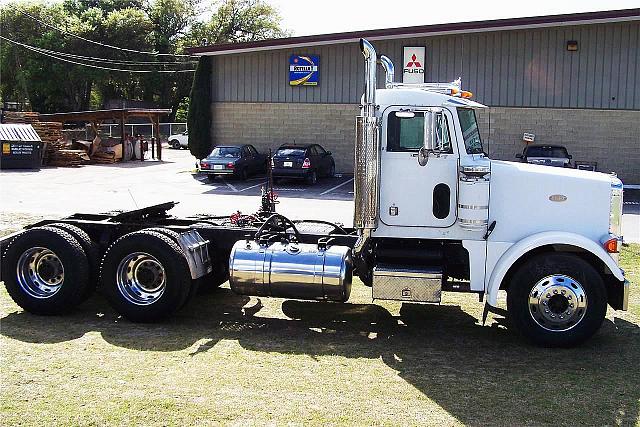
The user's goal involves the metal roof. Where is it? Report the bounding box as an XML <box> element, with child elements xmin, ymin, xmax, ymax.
<box><xmin>0</xmin><ymin>124</ymin><xmax>42</xmax><ymax>142</ymax></box>
<box><xmin>188</xmin><ymin>8</ymin><xmax>640</xmax><ymax>56</ymax></box>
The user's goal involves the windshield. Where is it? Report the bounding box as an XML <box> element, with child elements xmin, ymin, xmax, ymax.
<box><xmin>456</xmin><ymin>108</ymin><xmax>484</xmax><ymax>154</ymax></box>
<box><xmin>525</xmin><ymin>146</ymin><xmax>569</xmax><ymax>158</ymax></box>
<box><xmin>208</xmin><ymin>147</ymin><xmax>240</xmax><ymax>158</ymax></box>
<box><xmin>275</xmin><ymin>148</ymin><xmax>306</xmax><ymax>157</ymax></box>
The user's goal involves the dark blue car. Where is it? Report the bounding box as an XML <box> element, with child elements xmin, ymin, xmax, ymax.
<box><xmin>199</xmin><ymin>145</ymin><xmax>267</xmax><ymax>181</ymax></box>
<box><xmin>271</xmin><ymin>144</ymin><xmax>335</xmax><ymax>185</ymax></box>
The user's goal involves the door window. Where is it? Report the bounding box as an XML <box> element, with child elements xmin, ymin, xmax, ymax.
<box><xmin>387</xmin><ymin>111</ymin><xmax>453</xmax><ymax>153</ymax></box>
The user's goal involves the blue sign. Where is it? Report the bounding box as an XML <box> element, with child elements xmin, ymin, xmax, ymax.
<box><xmin>289</xmin><ymin>55</ymin><xmax>319</xmax><ymax>86</ymax></box>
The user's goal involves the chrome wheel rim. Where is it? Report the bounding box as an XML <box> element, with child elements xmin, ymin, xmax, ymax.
<box><xmin>16</xmin><ymin>247</ymin><xmax>65</xmax><ymax>299</ymax></box>
<box><xmin>528</xmin><ymin>275</ymin><xmax>587</xmax><ymax>331</ymax></box>
<box><xmin>116</xmin><ymin>252</ymin><xmax>166</xmax><ymax>305</ymax></box>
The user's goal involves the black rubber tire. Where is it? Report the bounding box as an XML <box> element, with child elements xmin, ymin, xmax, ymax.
<box><xmin>170</xmin><ymin>140</ymin><xmax>180</xmax><ymax>149</ymax></box>
<box><xmin>47</xmin><ymin>223</ymin><xmax>100</xmax><ymax>300</ymax></box>
<box><xmin>327</xmin><ymin>162</ymin><xmax>336</xmax><ymax>178</ymax></box>
<box><xmin>306</xmin><ymin>170</ymin><xmax>318</xmax><ymax>185</ymax></box>
<box><xmin>239</xmin><ymin>168</ymin><xmax>248</xmax><ymax>181</ymax></box>
<box><xmin>1</xmin><ymin>227</ymin><xmax>89</xmax><ymax>315</ymax></box>
<box><xmin>507</xmin><ymin>253</ymin><xmax>607</xmax><ymax>347</ymax></box>
<box><xmin>100</xmin><ymin>230</ymin><xmax>192</xmax><ymax>322</ymax></box>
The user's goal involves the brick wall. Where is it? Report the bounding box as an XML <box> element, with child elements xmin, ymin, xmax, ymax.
<box><xmin>212</xmin><ymin>102</ymin><xmax>640</xmax><ymax>183</ymax></box>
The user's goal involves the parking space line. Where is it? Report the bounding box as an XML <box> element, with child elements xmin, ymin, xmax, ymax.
<box><xmin>238</xmin><ymin>181</ymin><xmax>268</xmax><ymax>192</ymax></box>
<box><xmin>320</xmin><ymin>178</ymin><xmax>354</xmax><ymax>195</ymax></box>
<box><xmin>222</xmin><ymin>178</ymin><xmax>238</xmax><ymax>192</ymax></box>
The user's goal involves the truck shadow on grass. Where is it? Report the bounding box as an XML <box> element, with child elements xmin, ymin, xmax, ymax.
<box><xmin>2</xmin><ymin>287</ymin><xmax>639</xmax><ymax>426</ymax></box>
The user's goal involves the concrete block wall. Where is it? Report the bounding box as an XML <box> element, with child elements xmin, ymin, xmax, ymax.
<box><xmin>211</xmin><ymin>102</ymin><xmax>358</xmax><ymax>173</ymax></box>
<box><xmin>476</xmin><ymin>107</ymin><xmax>640</xmax><ymax>183</ymax></box>
<box><xmin>212</xmin><ymin>102</ymin><xmax>640</xmax><ymax>183</ymax></box>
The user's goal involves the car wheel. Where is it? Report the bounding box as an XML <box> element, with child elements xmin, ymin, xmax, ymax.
<box><xmin>2</xmin><ymin>227</ymin><xmax>89</xmax><ymax>315</ymax></box>
<box><xmin>506</xmin><ymin>253</ymin><xmax>607</xmax><ymax>347</ymax></box>
<box><xmin>328</xmin><ymin>162</ymin><xmax>336</xmax><ymax>178</ymax></box>
<box><xmin>170</xmin><ymin>140</ymin><xmax>180</xmax><ymax>149</ymax></box>
<box><xmin>306</xmin><ymin>170</ymin><xmax>318</xmax><ymax>185</ymax></box>
<box><xmin>240</xmin><ymin>168</ymin><xmax>248</xmax><ymax>181</ymax></box>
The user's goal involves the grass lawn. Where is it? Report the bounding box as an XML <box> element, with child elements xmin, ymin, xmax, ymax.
<box><xmin>1</xmin><ymin>237</ymin><xmax>638</xmax><ymax>426</ymax></box>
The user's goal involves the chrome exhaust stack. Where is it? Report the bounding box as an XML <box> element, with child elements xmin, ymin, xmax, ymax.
<box><xmin>379</xmin><ymin>55</ymin><xmax>395</xmax><ymax>88</ymax></box>
<box><xmin>354</xmin><ymin>38</ymin><xmax>381</xmax><ymax>256</ymax></box>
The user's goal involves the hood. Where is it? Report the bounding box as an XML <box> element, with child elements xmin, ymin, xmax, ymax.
<box><xmin>488</xmin><ymin>160</ymin><xmax>614</xmax><ymax>243</ymax></box>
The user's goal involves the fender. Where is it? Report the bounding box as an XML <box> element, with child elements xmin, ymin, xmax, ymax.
<box><xmin>485</xmin><ymin>231</ymin><xmax>624</xmax><ymax>306</ymax></box>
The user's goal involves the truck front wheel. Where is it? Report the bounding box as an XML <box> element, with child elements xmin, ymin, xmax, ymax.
<box><xmin>507</xmin><ymin>253</ymin><xmax>607</xmax><ymax>347</ymax></box>
<box><xmin>100</xmin><ymin>230</ymin><xmax>192</xmax><ymax>322</ymax></box>
<box><xmin>1</xmin><ymin>227</ymin><xmax>89</xmax><ymax>314</ymax></box>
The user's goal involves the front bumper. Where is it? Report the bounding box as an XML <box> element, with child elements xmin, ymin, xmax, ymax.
<box><xmin>622</xmin><ymin>279</ymin><xmax>630</xmax><ymax>311</ymax></box>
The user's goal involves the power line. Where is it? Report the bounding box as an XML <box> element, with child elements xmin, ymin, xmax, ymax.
<box><xmin>27</xmin><ymin>44</ymin><xmax>197</xmax><ymax>66</ymax></box>
<box><xmin>0</xmin><ymin>35</ymin><xmax>196</xmax><ymax>73</ymax></box>
<box><xmin>16</xmin><ymin>9</ymin><xmax>195</xmax><ymax>58</ymax></box>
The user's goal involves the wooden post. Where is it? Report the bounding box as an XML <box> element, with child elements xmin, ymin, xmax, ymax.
<box><xmin>120</xmin><ymin>112</ymin><xmax>126</xmax><ymax>162</ymax></box>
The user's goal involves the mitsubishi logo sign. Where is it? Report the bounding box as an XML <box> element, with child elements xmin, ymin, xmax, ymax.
<box><xmin>403</xmin><ymin>47</ymin><xmax>425</xmax><ymax>83</ymax></box>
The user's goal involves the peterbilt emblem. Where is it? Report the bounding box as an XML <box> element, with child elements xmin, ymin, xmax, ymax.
<box><xmin>401</xmin><ymin>288</ymin><xmax>412</xmax><ymax>298</ymax></box>
<box><xmin>549</xmin><ymin>194</ymin><xmax>567</xmax><ymax>202</ymax></box>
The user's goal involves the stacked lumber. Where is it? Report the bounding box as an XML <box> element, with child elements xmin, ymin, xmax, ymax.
<box><xmin>91</xmin><ymin>152</ymin><xmax>117</xmax><ymax>164</ymax></box>
<box><xmin>48</xmin><ymin>149</ymin><xmax>89</xmax><ymax>167</ymax></box>
<box><xmin>2</xmin><ymin>111</ymin><xmax>40</xmax><ymax>124</ymax></box>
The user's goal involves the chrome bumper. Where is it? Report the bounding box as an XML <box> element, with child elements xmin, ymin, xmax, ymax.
<box><xmin>622</xmin><ymin>279</ymin><xmax>630</xmax><ymax>311</ymax></box>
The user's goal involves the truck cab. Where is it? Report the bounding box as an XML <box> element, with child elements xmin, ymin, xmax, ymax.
<box><xmin>355</xmin><ymin>39</ymin><xmax>628</xmax><ymax>346</ymax></box>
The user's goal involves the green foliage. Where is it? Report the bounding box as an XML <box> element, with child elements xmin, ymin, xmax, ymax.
<box><xmin>187</xmin><ymin>57</ymin><xmax>212</xmax><ymax>159</ymax></box>
<box><xmin>175</xmin><ymin>97</ymin><xmax>189</xmax><ymax>122</ymax></box>
<box><xmin>187</xmin><ymin>0</ymin><xmax>289</xmax><ymax>46</ymax></box>
<box><xmin>0</xmin><ymin>0</ymin><xmax>288</xmax><ymax>117</ymax></box>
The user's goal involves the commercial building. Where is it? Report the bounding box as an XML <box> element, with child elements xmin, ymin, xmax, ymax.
<box><xmin>190</xmin><ymin>9</ymin><xmax>640</xmax><ymax>183</ymax></box>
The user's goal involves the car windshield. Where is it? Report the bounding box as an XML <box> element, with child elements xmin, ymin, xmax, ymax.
<box><xmin>456</xmin><ymin>108</ymin><xmax>484</xmax><ymax>154</ymax></box>
<box><xmin>275</xmin><ymin>148</ymin><xmax>306</xmax><ymax>157</ymax></box>
<box><xmin>208</xmin><ymin>147</ymin><xmax>241</xmax><ymax>158</ymax></box>
<box><xmin>525</xmin><ymin>146</ymin><xmax>569</xmax><ymax>158</ymax></box>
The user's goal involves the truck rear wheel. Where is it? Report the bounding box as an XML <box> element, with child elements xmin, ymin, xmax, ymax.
<box><xmin>47</xmin><ymin>223</ymin><xmax>100</xmax><ymax>300</ymax></box>
<box><xmin>100</xmin><ymin>230</ymin><xmax>192</xmax><ymax>322</ymax></box>
<box><xmin>507</xmin><ymin>253</ymin><xmax>607</xmax><ymax>347</ymax></box>
<box><xmin>1</xmin><ymin>227</ymin><xmax>89</xmax><ymax>315</ymax></box>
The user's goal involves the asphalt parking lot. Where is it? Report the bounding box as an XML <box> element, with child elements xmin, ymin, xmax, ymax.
<box><xmin>194</xmin><ymin>173</ymin><xmax>354</xmax><ymax>200</ymax></box>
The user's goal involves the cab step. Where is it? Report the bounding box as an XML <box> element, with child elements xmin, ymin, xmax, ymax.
<box><xmin>372</xmin><ymin>264</ymin><xmax>443</xmax><ymax>303</ymax></box>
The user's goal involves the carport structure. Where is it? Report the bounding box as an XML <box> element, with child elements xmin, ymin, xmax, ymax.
<box><xmin>40</xmin><ymin>108</ymin><xmax>172</xmax><ymax>161</ymax></box>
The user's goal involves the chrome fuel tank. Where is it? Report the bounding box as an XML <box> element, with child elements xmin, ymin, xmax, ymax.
<box><xmin>229</xmin><ymin>240</ymin><xmax>353</xmax><ymax>302</ymax></box>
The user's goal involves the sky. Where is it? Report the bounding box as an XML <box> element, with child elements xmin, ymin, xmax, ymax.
<box><xmin>268</xmin><ymin>0</ymin><xmax>639</xmax><ymax>36</ymax></box>
<box><xmin>1</xmin><ymin>0</ymin><xmax>637</xmax><ymax>36</ymax></box>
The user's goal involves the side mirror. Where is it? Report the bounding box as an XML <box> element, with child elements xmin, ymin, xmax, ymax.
<box><xmin>516</xmin><ymin>153</ymin><xmax>523</xmax><ymax>159</ymax></box>
<box><xmin>418</xmin><ymin>110</ymin><xmax>440</xmax><ymax>166</ymax></box>
<box><xmin>568</xmin><ymin>154</ymin><xmax>573</xmax><ymax>159</ymax></box>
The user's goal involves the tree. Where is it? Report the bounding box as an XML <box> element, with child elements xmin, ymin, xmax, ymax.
<box><xmin>187</xmin><ymin>57</ymin><xmax>212</xmax><ymax>159</ymax></box>
<box><xmin>0</xmin><ymin>0</ymin><xmax>288</xmax><ymax>116</ymax></box>
<box><xmin>186</xmin><ymin>0</ymin><xmax>289</xmax><ymax>46</ymax></box>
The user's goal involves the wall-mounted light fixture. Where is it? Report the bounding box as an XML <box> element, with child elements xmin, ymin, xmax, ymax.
<box><xmin>566</xmin><ymin>40</ymin><xmax>579</xmax><ymax>51</ymax></box>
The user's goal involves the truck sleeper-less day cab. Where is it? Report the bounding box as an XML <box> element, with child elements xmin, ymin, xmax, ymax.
<box><xmin>0</xmin><ymin>39</ymin><xmax>628</xmax><ymax>347</ymax></box>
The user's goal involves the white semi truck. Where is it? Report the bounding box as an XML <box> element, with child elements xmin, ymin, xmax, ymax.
<box><xmin>0</xmin><ymin>39</ymin><xmax>628</xmax><ymax>347</ymax></box>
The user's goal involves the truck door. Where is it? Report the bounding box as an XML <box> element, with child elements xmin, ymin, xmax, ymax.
<box><xmin>379</xmin><ymin>108</ymin><xmax>458</xmax><ymax>227</ymax></box>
